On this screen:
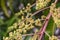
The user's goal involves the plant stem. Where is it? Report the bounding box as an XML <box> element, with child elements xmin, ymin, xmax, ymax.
<box><xmin>38</xmin><ymin>12</ymin><xmax>51</xmax><ymax>40</ymax></box>
<box><xmin>38</xmin><ymin>0</ymin><xmax>58</xmax><ymax>40</ymax></box>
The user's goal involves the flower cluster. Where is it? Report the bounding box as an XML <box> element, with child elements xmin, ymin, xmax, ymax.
<box><xmin>3</xmin><ymin>32</ymin><xmax>22</xmax><ymax>40</ymax></box>
<box><xmin>36</xmin><ymin>0</ymin><xmax>51</xmax><ymax>10</ymax></box>
<box><xmin>50</xmin><ymin>3</ymin><xmax>60</xmax><ymax>28</ymax></box>
<box><xmin>49</xmin><ymin>35</ymin><xmax>58</xmax><ymax>40</ymax></box>
<box><xmin>3</xmin><ymin>3</ymin><xmax>43</xmax><ymax>40</ymax></box>
<box><xmin>2</xmin><ymin>0</ymin><xmax>60</xmax><ymax>40</ymax></box>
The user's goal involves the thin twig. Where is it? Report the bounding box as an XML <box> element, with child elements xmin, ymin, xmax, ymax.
<box><xmin>31</xmin><ymin>3</ymin><xmax>36</xmax><ymax>8</ymax></box>
<box><xmin>22</xmin><ymin>31</ymin><xmax>51</xmax><ymax>38</ymax></box>
<box><xmin>31</xmin><ymin>7</ymin><xmax>50</xmax><ymax>16</ymax></box>
<box><xmin>21</xmin><ymin>33</ymin><xmax>37</xmax><ymax>36</ymax></box>
<box><xmin>22</xmin><ymin>33</ymin><xmax>34</xmax><ymax>36</ymax></box>
<box><xmin>45</xmin><ymin>31</ymin><xmax>51</xmax><ymax>38</ymax></box>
